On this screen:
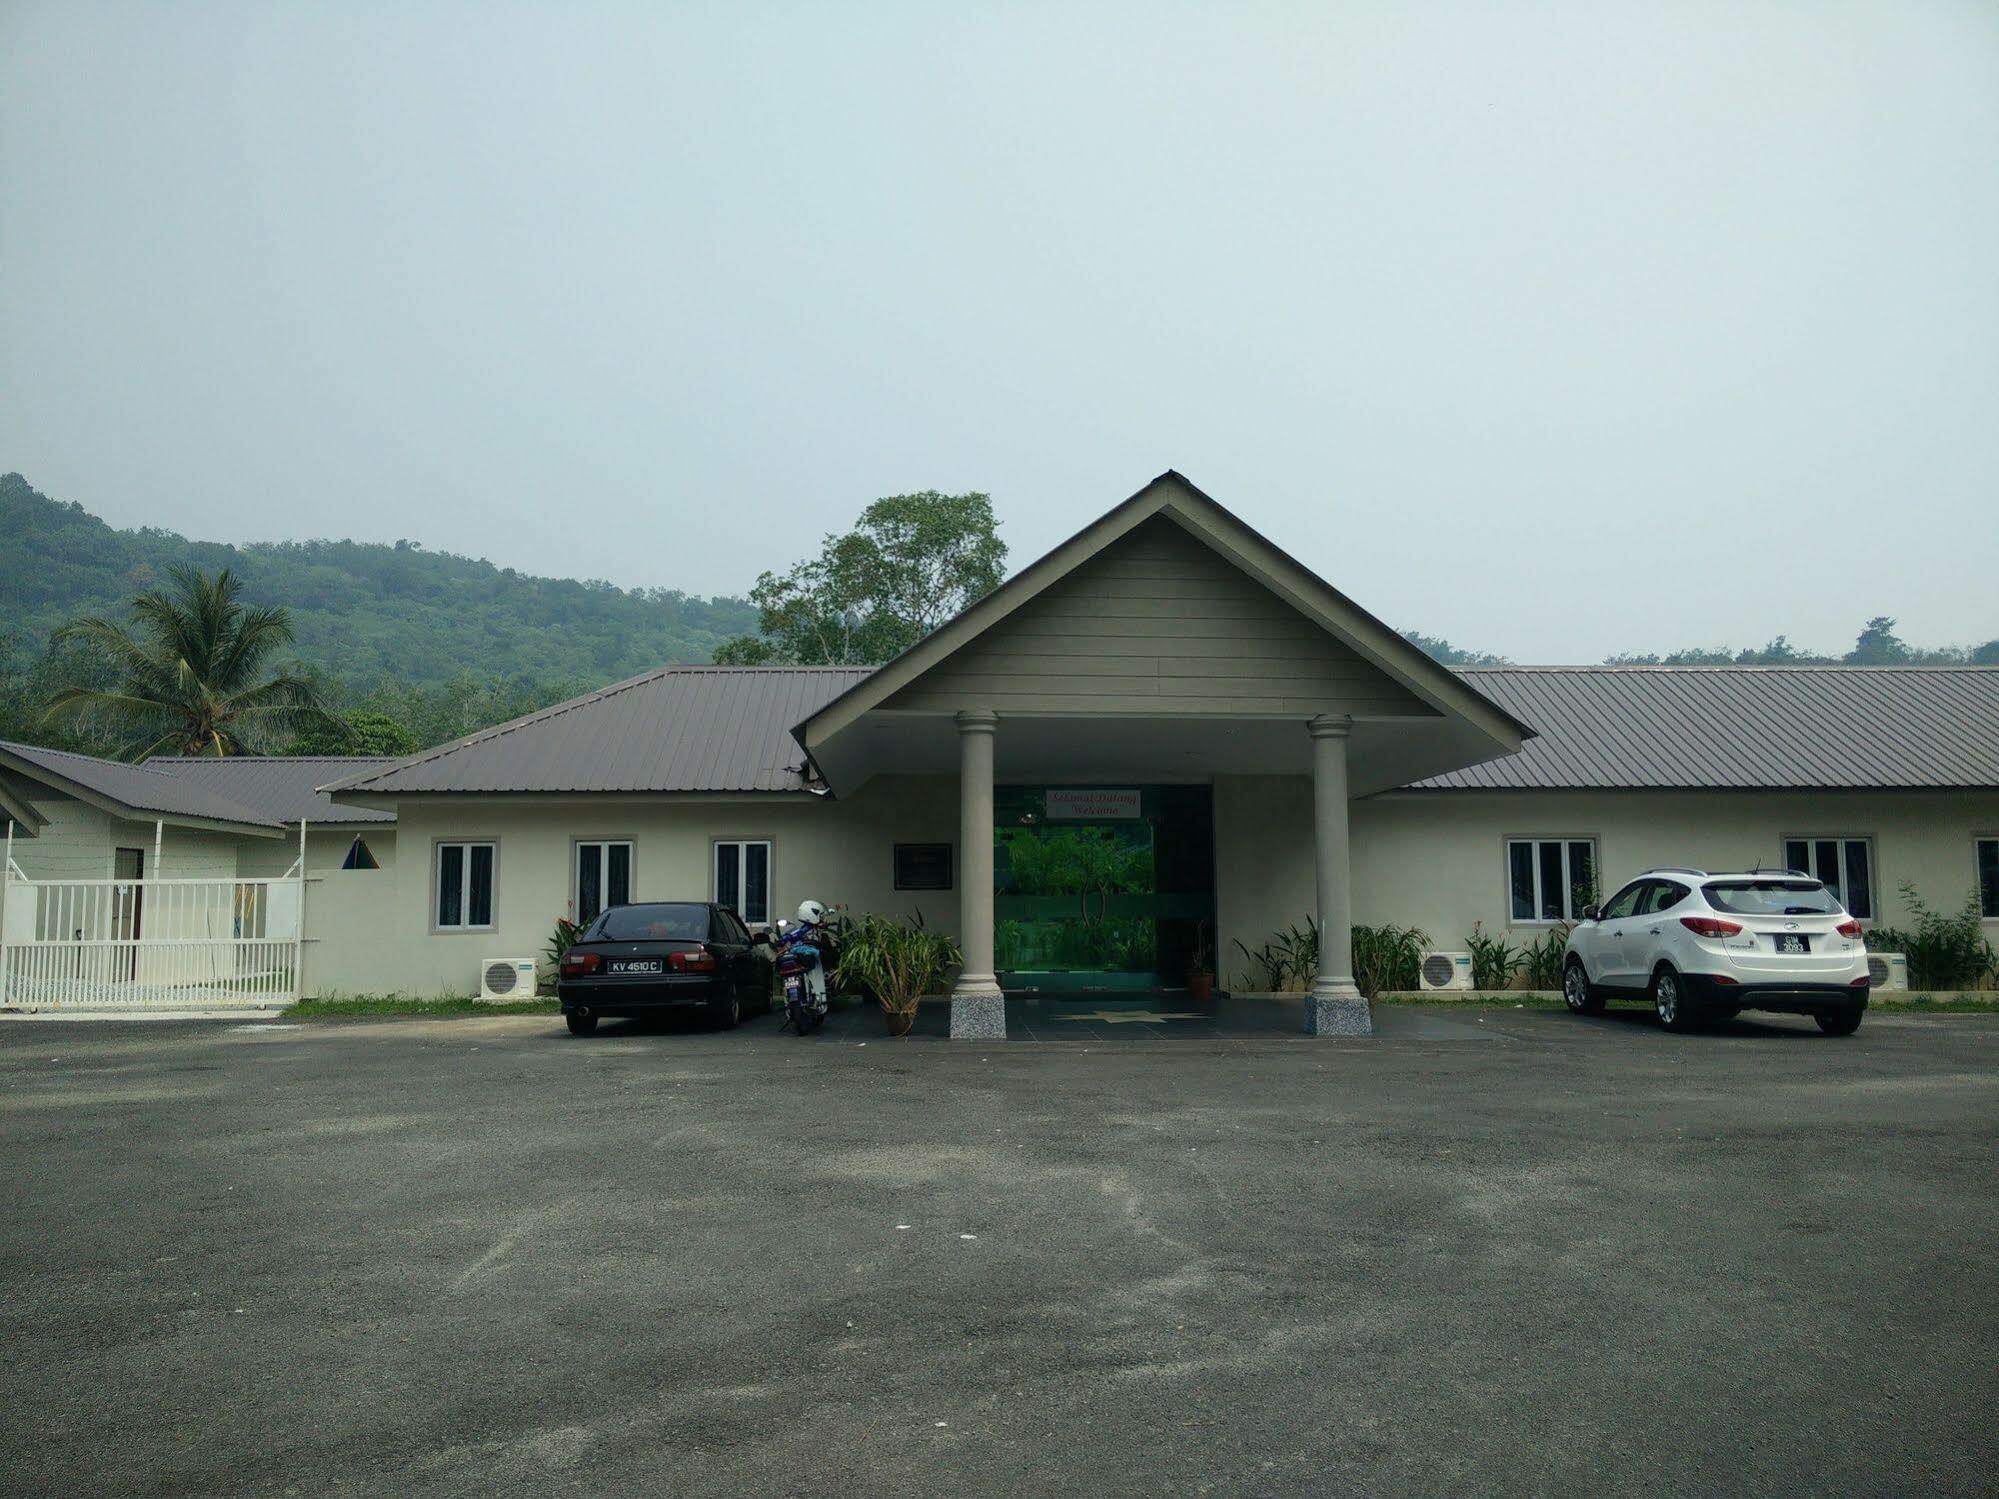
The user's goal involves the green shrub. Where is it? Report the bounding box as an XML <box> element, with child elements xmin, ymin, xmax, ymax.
<box><xmin>1231</xmin><ymin>935</ymin><xmax>1290</xmax><ymax>991</ymax></box>
<box><xmin>1885</xmin><ymin>883</ymin><xmax>1996</xmax><ymax>990</ymax></box>
<box><xmin>834</xmin><ymin>911</ymin><xmax>963</xmax><ymax>1021</ymax></box>
<box><xmin>1519</xmin><ymin>924</ymin><xmax>1573</xmax><ymax>990</ymax></box>
<box><xmin>1465</xmin><ymin>922</ymin><xmax>1523</xmax><ymax>991</ymax></box>
<box><xmin>541</xmin><ymin>916</ymin><xmax>585</xmax><ymax>991</ymax></box>
<box><xmin>1350</xmin><ymin>923</ymin><xmax>1427</xmax><ymax>998</ymax></box>
<box><xmin>1231</xmin><ymin>918</ymin><xmax>1318</xmax><ymax>992</ymax></box>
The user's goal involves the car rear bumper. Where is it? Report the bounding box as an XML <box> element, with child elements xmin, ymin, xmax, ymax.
<box><xmin>558</xmin><ymin>974</ymin><xmax>730</xmax><ymax>1016</ymax></box>
<box><xmin>1685</xmin><ymin>975</ymin><xmax>1869</xmax><ymax>1016</ymax></box>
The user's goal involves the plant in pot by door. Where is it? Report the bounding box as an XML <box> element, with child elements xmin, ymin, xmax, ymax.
<box><xmin>1187</xmin><ymin>920</ymin><xmax>1216</xmax><ymax>1002</ymax></box>
<box><xmin>834</xmin><ymin>912</ymin><xmax>963</xmax><ymax>1037</ymax></box>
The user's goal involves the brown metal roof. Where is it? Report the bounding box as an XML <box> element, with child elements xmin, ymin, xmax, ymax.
<box><xmin>322</xmin><ymin>662</ymin><xmax>1999</xmax><ymax>800</ymax></box>
<box><xmin>324</xmin><ymin>667</ymin><xmax>873</xmax><ymax>796</ymax></box>
<box><xmin>0</xmin><ymin>740</ymin><xmax>284</xmax><ymax>831</ymax></box>
<box><xmin>143</xmin><ymin>757</ymin><xmax>400</xmax><ymax>823</ymax></box>
<box><xmin>1413</xmin><ymin>667</ymin><xmax>1999</xmax><ymax>790</ymax></box>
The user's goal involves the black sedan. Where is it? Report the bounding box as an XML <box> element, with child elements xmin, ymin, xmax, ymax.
<box><xmin>557</xmin><ymin>902</ymin><xmax>771</xmax><ymax>1035</ymax></box>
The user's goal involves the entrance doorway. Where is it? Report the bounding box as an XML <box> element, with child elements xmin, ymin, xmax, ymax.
<box><xmin>993</xmin><ymin>785</ymin><xmax>1213</xmax><ymax>992</ymax></box>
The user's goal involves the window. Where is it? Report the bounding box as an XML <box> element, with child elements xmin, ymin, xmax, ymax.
<box><xmin>1978</xmin><ymin>838</ymin><xmax>1999</xmax><ymax>920</ymax></box>
<box><xmin>573</xmin><ymin>840</ymin><xmax>632</xmax><ymax>925</ymax></box>
<box><xmin>1641</xmin><ymin>880</ymin><xmax>1690</xmax><ymax>915</ymax></box>
<box><xmin>341</xmin><ymin>835</ymin><xmax>379</xmax><ymax>871</ymax></box>
<box><xmin>435</xmin><ymin>841</ymin><xmax>496</xmax><ymax>930</ymax></box>
<box><xmin>1704</xmin><ymin>880</ymin><xmax>1841</xmax><ymax>917</ymax></box>
<box><xmin>1598</xmin><ymin>882</ymin><xmax>1645</xmax><ymax>921</ymax></box>
<box><xmin>593</xmin><ymin>903</ymin><xmax>708</xmax><ymax>942</ymax></box>
<box><xmin>1507</xmin><ymin>838</ymin><xmax>1598</xmax><ymax>922</ymax></box>
<box><xmin>1783</xmin><ymin>837</ymin><xmax>1873</xmax><ymax>920</ymax></box>
<box><xmin>713</xmin><ymin>839</ymin><xmax>772</xmax><ymax>926</ymax></box>
<box><xmin>894</xmin><ymin>842</ymin><xmax>953</xmax><ymax>891</ymax></box>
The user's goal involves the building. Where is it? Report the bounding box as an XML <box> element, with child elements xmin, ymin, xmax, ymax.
<box><xmin>317</xmin><ymin>474</ymin><xmax>1999</xmax><ymax>1034</ymax></box>
<box><xmin>6</xmin><ymin>473</ymin><xmax>1996</xmax><ymax>1027</ymax></box>
<box><xmin>0</xmin><ymin>746</ymin><xmax>397</xmax><ymax>1005</ymax></box>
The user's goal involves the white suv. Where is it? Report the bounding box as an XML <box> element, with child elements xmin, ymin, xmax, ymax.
<box><xmin>1562</xmin><ymin>868</ymin><xmax>1870</xmax><ymax>1035</ymax></box>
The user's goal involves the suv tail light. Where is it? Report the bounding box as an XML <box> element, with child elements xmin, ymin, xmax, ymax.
<box><xmin>1835</xmin><ymin>919</ymin><xmax>1863</xmax><ymax>938</ymax></box>
<box><xmin>1679</xmin><ymin>916</ymin><xmax>1744</xmax><ymax>938</ymax></box>
<box><xmin>669</xmin><ymin>947</ymin><xmax>719</xmax><ymax>973</ymax></box>
<box><xmin>560</xmin><ymin>950</ymin><xmax>601</xmax><ymax>978</ymax></box>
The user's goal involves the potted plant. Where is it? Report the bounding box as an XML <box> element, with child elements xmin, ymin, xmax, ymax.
<box><xmin>834</xmin><ymin>912</ymin><xmax>963</xmax><ymax>1037</ymax></box>
<box><xmin>1187</xmin><ymin>920</ymin><xmax>1216</xmax><ymax>1002</ymax></box>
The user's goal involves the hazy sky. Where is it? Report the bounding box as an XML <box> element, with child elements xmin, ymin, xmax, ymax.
<box><xmin>4</xmin><ymin>2</ymin><xmax>1995</xmax><ymax>662</ymax></box>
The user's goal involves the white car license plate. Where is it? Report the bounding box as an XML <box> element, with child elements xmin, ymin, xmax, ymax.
<box><xmin>607</xmin><ymin>958</ymin><xmax>662</xmax><ymax>975</ymax></box>
<box><xmin>1774</xmin><ymin>935</ymin><xmax>1809</xmax><ymax>955</ymax></box>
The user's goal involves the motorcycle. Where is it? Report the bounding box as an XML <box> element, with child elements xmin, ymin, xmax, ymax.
<box><xmin>771</xmin><ymin>900</ymin><xmax>836</xmax><ymax>1035</ymax></box>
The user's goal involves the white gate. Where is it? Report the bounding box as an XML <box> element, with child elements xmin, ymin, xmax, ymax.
<box><xmin>1</xmin><ymin>863</ymin><xmax>302</xmax><ymax>1011</ymax></box>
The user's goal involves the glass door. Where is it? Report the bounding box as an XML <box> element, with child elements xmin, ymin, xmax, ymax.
<box><xmin>993</xmin><ymin>786</ymin><xmax>1212</xmax><ymax>991</ymax></box>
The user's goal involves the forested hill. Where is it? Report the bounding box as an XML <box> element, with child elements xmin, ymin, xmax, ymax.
<box><xmin>0</xmin><ymin>472</ymin><xmax>757</xmax><ymax>689</ymax></box>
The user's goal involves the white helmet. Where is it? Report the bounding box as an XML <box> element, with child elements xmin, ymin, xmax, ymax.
<box><xmin>795</xmin><ymin>899</ymin><xmax>826</xmax><ymax>926</ymax></box>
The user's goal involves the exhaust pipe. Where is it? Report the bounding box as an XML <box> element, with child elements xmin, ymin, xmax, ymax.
<box><xmin>573</xmin><ymin>1005</ymin><xmax>590</xmax><ymax>1018</ymax></box>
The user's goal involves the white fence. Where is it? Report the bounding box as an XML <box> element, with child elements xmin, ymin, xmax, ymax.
<box><xmin>1</xmin><ymin>866</ymin><xmax>302</xmax><ymax>1011</ymax></box>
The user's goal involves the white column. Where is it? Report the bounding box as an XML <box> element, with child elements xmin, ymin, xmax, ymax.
<box><xmin>949</xmin><ymin>709</ymin><xmax>1005</xmax><ymax>1039</ymax></box>
<box><xmin>1306</xmin><ymin>714</ymin><xmax>1369</xmax><ymax>1035</ymax></box>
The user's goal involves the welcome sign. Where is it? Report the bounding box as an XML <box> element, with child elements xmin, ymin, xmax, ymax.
<box><xmin>1044</xmin><ymin>788</ymin><xmax>1142</xmax><ymax>820</ymax></box>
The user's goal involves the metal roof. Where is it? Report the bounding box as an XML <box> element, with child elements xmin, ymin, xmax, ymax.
<box><xmin>325</xmin><ymin>667</ymin><xmax>874</xmax><ymax>796</ymax></box>
<box><xmin>0</xmin><ymin>740</ymin><xmax>284</xmax><ymax>832</ymax></box>
<box><xmin>321</xmin><ymin>663</ymin><xmax>1999</xmax><ymax>800</ymax></box>
<box><xmin>143</xmin><ymin>757</ymin><xmax>400</xmax><ymax>824</ymax></box>
<box><xmin>1414</xmin><ymin>667</ymin><xmax>1999</xmax><ymax>790</ymax></box>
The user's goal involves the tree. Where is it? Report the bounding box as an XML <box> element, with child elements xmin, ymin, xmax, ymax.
<box><xmin>285</xmin><ymin>709</ymin><xmax>418</xmax><ymax>757</ymax></box>
<box><xmin>41</xmin><ymin>565</ymin><xmax>336</xmax><ymax>757</ymax></box>
<box><xmin>713</xmin><ymin>491</ymin><xmax>1007</xmax><ymax>666</ymax></box>
<box><xmin>1399</xmin><ymin>630</ymin><xmax>1508</xmax><ymax>666</ymax></box>
<box><xmin>1845</xmin><ymin>616</ymin><xmax>1911</xmax><ymax>665</ymax></box>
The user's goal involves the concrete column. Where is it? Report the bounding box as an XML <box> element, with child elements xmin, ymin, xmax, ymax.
<box><xmin>1305</xmin><ymin>714</ymin><xmax>1369</xmax><ymax>1036</ymax></box>
<box><xmin>949</xmin><ymin>709</ymin><xmax>1005</xmax><ymax>1039</ymax></box>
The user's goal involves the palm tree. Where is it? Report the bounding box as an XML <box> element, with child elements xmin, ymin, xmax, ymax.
<box><xmin>43</xmin><ymin>566</ymin><xmax>336</xmax><ymax>757</ymax></box>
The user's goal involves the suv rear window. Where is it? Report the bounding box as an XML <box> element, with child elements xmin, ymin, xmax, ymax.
<box><xmin>591</xmin><ymin>903</ymin><xmax>709</xmax><ymax>941</ymax></box>
<box><xmin>1702</xmin><ymin>881</ymin><xmax>1841</xmax><ymax>916</ymax></box>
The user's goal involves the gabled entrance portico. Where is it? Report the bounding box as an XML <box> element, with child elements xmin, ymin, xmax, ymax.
<box><xmin>792</xmin><ymin>473</ymin><xmax>1535</xmax><ymax>1039</ymax></box>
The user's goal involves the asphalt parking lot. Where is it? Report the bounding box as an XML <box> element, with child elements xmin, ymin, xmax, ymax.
<box><xmin>2</xmin><ymin>1007</ymin><xmax>1995</xmax><ymax>1498</ymax></box>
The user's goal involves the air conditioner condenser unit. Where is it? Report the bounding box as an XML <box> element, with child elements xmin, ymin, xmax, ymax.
<box><xmin>479</xmin><ymin>957</ymin><xmax>538</xmax><ymax>1002</ymax></box>
<box><xmin>1419</xmin><ymin>951</ymin><xmax>1474</xmax><ymax>991</ymax></box>
<box><xmin>1866</xmin><ymin>953</ymin><xmax>1907</xmax><ymax>991</ymax></box>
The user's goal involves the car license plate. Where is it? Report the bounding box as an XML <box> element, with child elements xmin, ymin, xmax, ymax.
<box><xmin>1774</xmin><ymin>935</ymin><xmax>1809</xmax><ymax>955</ymax></box>
<box><xmin>607</xmin><ymin>958</ymin><xmax>662</xmax><ymax>975</ymax></box>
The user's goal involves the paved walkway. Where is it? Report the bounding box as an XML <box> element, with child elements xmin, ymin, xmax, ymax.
<box><xmin>736</xmin><ymin>992</ymin><xmax>1510</xmax><ymax>1042</ymax></box>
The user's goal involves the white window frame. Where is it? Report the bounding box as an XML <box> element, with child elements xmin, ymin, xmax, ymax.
<box><xmin>1976</xmin><ymin>834</ymin><xmax>1999</xmax><ymax>923</ymax></box>
<box><xmin>1781</xmin><ymin>835</ymin><xmax>1876</xmax><ymax>923</ymax></box>
<box><xmin>1505</xmin><ymin>836</ymin><xmax>1600</xmax><ymax>925</ymax></box>
<box><xmin>433</xmin><ymin>839</ymin><xmax>498</xmax><ymax>933</ymax></box>
<box><xmin>712</xmin><ymin>838</ymin><xmax>774</xmax><ymax>928</ymax></box>
<box><xmin>571</xmin><ymin>838</ymin><xmax>635</xmax><ymax>925</ymax></box>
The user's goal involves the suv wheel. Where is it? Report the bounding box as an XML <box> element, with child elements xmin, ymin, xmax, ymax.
<box><xmin>1815</xmin><ymin>1006</ymin><xmax>1863</xmax><ymax>1037</ymax></box>
<box><xmin>1563</xmin><ymin>959</ymin><xmax>1604</xmax><ymax>1015</ymax></box>
<box><xmin>1652</xmin><ymin>967</ymin><xmax>1699</xmax><ymax>1032</ymax></box>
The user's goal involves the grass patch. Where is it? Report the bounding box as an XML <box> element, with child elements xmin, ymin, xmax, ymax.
<box><xmin>1881</xmin><ymin>994</ymin><xmax>1999</xmax><ymax>1013</ymax></box>
<box><xmin>285</xmin><ymin>995</ymin><xmax>561</xmax><ymax>1021</ymax></box>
